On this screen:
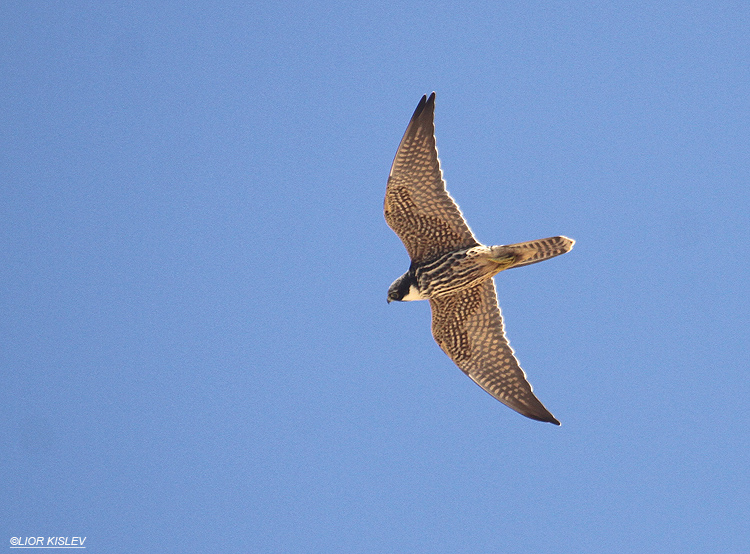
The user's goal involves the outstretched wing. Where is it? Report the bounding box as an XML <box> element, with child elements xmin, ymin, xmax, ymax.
<box><xmin>384</xmin><ymin>93</ymin><xmax>479</xmax><ymax>264</ymax></box>
<box><xmin>429</xmin><ymin>279</ymin><xmax>560</xmax><ymax>424</ymax></box>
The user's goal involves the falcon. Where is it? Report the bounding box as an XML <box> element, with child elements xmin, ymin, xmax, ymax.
<box><xmin>385</xmin><ymin>93</ymin><xmax>574</xmax><ymax>425</ymax></box>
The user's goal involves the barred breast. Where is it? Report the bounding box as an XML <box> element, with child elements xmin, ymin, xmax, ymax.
<box><xmin>414</xmin><ymin>246</ymin><xmax>499</xmax><ymax>298</ymax></box>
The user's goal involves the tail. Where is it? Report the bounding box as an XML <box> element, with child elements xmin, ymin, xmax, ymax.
<box><xmin>504</xmin><ymin>236</ymin><xmax>575</xmax><ymax>269</ymax></box>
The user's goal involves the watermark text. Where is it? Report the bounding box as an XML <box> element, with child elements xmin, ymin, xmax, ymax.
<box><xmin>9</xmin><ymin>537</ymin><xmax>86</xmax><ymax>549</ymax></box>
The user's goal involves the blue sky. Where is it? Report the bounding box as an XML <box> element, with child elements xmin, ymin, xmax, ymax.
<box><xmin>2</xmin><ymin>1</ymin><xmax>749</xmax><ymax>552</ymax></box>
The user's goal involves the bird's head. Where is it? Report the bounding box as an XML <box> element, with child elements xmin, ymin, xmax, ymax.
<box><xmin>387</xmin><ymin>270</ymin><xmax>423</xmax><ymax>303</ymax></box>
<box><xmin>387</xmin><ymin>276</ymin><xmax>406</xmax><ymax>303</ymax></box>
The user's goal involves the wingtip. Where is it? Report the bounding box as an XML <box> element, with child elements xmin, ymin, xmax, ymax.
<box><xmin>411</xmin><ymin>92</ymin><xmax>435</xmax><ymax>119</ymax></box>
<box><xmin>518</xmin><ymin>398</ymin><xmax>560</xmax><ymax>425</ymax></box>
<box><xmin>411</xmin><ymin>92</ymin><xmax>435</xmax><ymax>120</ymax></box>
<box><xmin>425</xmin><ymin>92</ymin><xmax>436</xmax><ymax>112</ymax></box>
<box><xmin>529</xmin><ymin>412</ymin><xmax>561</xmax><ymax>426</ymax></box>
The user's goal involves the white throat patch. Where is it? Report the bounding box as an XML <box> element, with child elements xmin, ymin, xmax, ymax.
<box><xmin>402</xmin><ymin>283</ymin><xmax>427</xmax><ymax>301</ymax></box>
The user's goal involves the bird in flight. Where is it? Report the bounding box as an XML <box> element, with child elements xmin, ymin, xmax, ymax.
<box><xmin>384</xmin><ymin>93</ymin><xmax>574</xmax><ymax>425</ymax></box>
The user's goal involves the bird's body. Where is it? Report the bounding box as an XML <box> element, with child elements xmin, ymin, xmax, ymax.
<box><xmin>389</xmin><ymin>246</ymin><xmax>503</xmax><ymax>302</ymax></box>
<box><xmin>385</xmin><ymin>93</ymin><xmax>574</xmax><ymax>425</ymax></box>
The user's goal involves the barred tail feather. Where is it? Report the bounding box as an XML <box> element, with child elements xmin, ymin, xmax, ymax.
<box><xmin>506</xmin><ymin>236</ymin><xmax>575</xmax><ymax>269</ymax></box>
